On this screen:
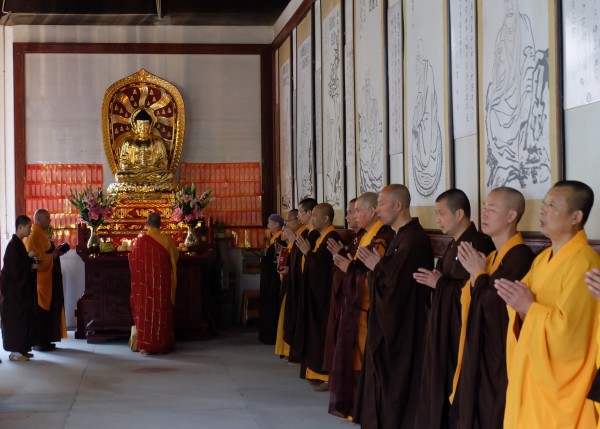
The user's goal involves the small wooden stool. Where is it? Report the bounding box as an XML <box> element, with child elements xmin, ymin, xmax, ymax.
<box><xmin>241</xmin><ymin>289</ymin><xmax>260</xmax><ymax>325</ymax></box>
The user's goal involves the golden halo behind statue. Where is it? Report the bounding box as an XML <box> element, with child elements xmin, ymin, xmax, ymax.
<box><xmin>102</xmin><ymin>69</ymin><xmax>185</xmax><ymax>180</ymax></box>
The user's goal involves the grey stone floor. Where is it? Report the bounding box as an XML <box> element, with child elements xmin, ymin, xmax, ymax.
<box><xmin>0</xmin><ymin>328</ymin><xmax>355</xmax><ymax>429</ymax></box>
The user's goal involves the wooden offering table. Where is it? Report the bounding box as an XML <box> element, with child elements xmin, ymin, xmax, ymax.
<box><xmin>75</xmin><ymin>246</ymin><xmax>215</xmax><ymax>343</ymax></box>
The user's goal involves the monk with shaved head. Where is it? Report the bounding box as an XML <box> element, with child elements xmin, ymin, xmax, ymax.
<box><xmin>496</xmin><ymin>181</ymin><xmax>600</xmax><ymax>428</ymax></box>
<box><xmin>353</xmin><ymin>184</ymin><xmax>434</xmax><ymax>429</ymax></box>
<box><xmin>26</xmin><ymin>208</ymin><xmax>67</xmax><ymax>352</ymax></box>
<box><xmin>294</xmin><ymin>202</ymin><xmax>341</xmax><ymax>389</ymax></box>
<box><xmin>414</xmin><ymin>189</ymin><xmax>494</xmax><ymax>428</ymax></box>
<box><xmin>326</xmin><ymin>192</ymin><xmax>394</xmax><ymax>418</ymax></box>
<box><xmin>448</xmin><ymin>186</ymin><xmax>534</xmax><ymax>428</ymax></box>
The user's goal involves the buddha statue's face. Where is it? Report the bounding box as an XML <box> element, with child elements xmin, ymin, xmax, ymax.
<box><xmin>133</xmin><ymin>119</ymin><xmax>152</xmax><ymax>140</ymax></box>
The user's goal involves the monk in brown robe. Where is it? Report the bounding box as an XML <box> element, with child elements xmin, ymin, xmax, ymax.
<box><xmin>413</xmin><ymin>189</ymin><xmax>494</xmax><ymax>428</ymax></box>
<box><xmin>328</xmin><ymin>192</ymin><xmax>394</xmax><ymax>418</ymax></box>
<box><xmin>26</xmin><ymin>209</ymin><xmax>67</xmax><ymax>352</ymax></box>
<box><xmin>258</xmin><ymin>213</ymin><xmax>286</xmax><ymax>345</ymax></box>
<box><xmin>283</xmin><ymin>198</ymin><xmax>319</xmax><ymax>363</ymax></box>
<box><xmin>354</xmin><ymin>184</ymin><xmax>434</xmax><ymax>429</ymax></box>
<box><xmin>1</xmin><ymin>215</ymin><xmax>37</xmax><ymax>362</ymax></box>
<box><xmin>450</xmin><ymin>186</ymin><xmax>534</xmax><ymax>428</ymax></box>
<box><xmin>295</xmin><ymin>203</ymin><xmax>341</xmax><ymax>387</ymax></box>
<box><xmin>323</xmin><ymin>198</ymin><xmax>362</xmax><ymax>373</ymax></box>
<box><xmin>274</xmin><ymin>209</ymin><xmax>301</xmax><ymax>357</ymax></box>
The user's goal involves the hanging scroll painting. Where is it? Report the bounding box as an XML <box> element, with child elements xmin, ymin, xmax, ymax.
<box><xmin>321</xmin><ymin>0</ymin><xmax>346</xmax><ymax>224</ymax></box>
<box><xmin>278</xmin><ymin>38</ymin><xmax>294</xmax><ymax>211</ymax></box>
<box><xmin>296</xmin><ymin>11</ymin><xmax>316</xmax><ymax>201</ymax></box>
<box><xmin>354</xmin><ymin>0</ymin><xmax>388</xmax><ymax>194</ymax></box>
<box><xmin>479</xmin><ymin>0</ymin><xmax>562</xmax><ymax>231</ymax></box>
<box><xmin>405</xmin><ymin>0</ymin><xmax>453</xmax><ymax>228</ymax></box>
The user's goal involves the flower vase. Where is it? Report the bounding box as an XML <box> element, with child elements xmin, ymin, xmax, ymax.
<box><xmin>87</xmin><ymin>224</ymin><xmax>101</xmax><ymax>254</ymax></box>
<box><xmin>184</xmin><ymin>223</ymin><xmax>200</xmax><ymax>248</ymax></box>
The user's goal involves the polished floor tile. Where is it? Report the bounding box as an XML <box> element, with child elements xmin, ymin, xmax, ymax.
<box><xmin>0</xmin><ymin>328</ymin><xmax>354</xmax><ymax>429</ymax></box>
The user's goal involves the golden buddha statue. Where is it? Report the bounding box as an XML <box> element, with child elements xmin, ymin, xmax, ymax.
<box><xmin>116</xmin><ymin>109</ymin><xmax>172</xmax><ymax>183</ymax></box>
<box><xmin>103</xmin><ymin>69</ymin><xmax>185</xmax><ymax>195</ymax></box>
<box><xmin>101</xmin><ymin>69</ymin><xmax>186</xmax><ymax>241</ymax></box>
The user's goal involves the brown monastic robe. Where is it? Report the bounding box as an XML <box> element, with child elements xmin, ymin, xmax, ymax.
<box><xmin>328</xmin><ymin>224</ymin><xmax>394</xmax><ymax>419</ymax></box>
<box><xmin>258</xmin><ymin>231</ymin><xmax>286</xmax><ymax>344</ymax></box>
<box><xmin>1</xmin><ymin>235</ymin><xmax>37</xmax><ymax>354</ymax></box>
<box><xmin>450</xmin><ymin>240</ymin><xmax>534</xmax><ymax>429</ymax></box>
<box><xmin>301</xmin><ymin>227</ymin><xmax>342</xmax><ymax>375</ymax></box>
<box><xmin>415</xmin><ymin>222</ymin><xmax>494</xmax><ymax>428</ymax></box>
<box><xmin>323</xmin><ymin>228</ymin><xmax>364</xmax><ymax>372</ymax></box>
<box><xmin>286</xmin><ymin>228</ymin><xmax>319</xmax><ymax>363</ymax></box>
<box><xmin>354</xmin><ymin>218</ymin><xmax>434</xmax><ymax>429</ymax></box>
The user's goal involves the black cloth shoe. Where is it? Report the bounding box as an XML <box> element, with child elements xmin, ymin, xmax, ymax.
<box><xmin>33</xmin><ymin>343</ymin><xmax>56</xmax><ymax>352</ymax></box>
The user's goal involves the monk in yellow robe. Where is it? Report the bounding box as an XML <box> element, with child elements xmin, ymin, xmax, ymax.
<box><xmin>584</xmin><ymin>264</ymin><xmax>600</xmax><ymax>429</ymax></box>
<box><xmin>496</xmin><ymin>180</ymin><xmax>600</xmax><ymax>428</ymax></box>
<box><xmin>26</xmin><ymin>209</ymin><xmax>67</xmax><ymax>351</ymax></box>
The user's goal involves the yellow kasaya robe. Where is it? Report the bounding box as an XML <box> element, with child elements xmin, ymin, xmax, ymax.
<box><xmin>26</xmin><ymin>224</ymin><xmax>54</xmax><ymax>311</ymax></box>
<box><xmin>146</xmin><ymin>227</ymin><xmax>179</xmax><ymax>304</ymax></box>
<box><xmin>504</xmin><ymin>230</ymin><xmax>600</xmax><ymax>429</ymax></box>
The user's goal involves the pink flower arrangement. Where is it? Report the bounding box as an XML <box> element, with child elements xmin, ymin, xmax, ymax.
<box><xmin>67</xmin><ymin>186</ymin><xmax>118</xmax><ymax>228</ymax></box>
<box><xmin>171</xmin><ymin>184</ymin><xmax>212</xmax><ymax>227</ymax></box>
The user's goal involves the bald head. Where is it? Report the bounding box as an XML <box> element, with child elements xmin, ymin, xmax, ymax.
<box><xmin>33</xmin><ymin>209</ymin><xmax>51</xmax><ymax>229</ymax></box>
<box><xmin>315</xmin><ymin>203</ymin><xmax>334</xmax><ymax>222</ymax></box>
<box><xmin>357</xmin><ymin>192</ymin><xmax>379</xmax><ymax>209</ymax></box>
<box><xmin>553</xmin><ymin>180</ymin><xmax>594</xmax><ymax>226</ymax></box>
<box><xmin>312</xmin><ymin>203</ymin><xmax>334</xmax><ymax>232</ymax></box>
<box><xmin>34</xmin><ymin>209</ymin><xmax>49</xmax><ymax>223</ymax></box>
<box><xmin>147</xmin><ymin>212</ymin><xmax>162</xmax><ymax>228</ymax></box>
<box><xmin>490</xmin><ymin>186</ymin><xmax>525</xmax><ymax>223</ymax></box>
<box><xmin>382</xmin><ymin>184</ymin><xmax>411</xmax><ymax>207</ymax></box>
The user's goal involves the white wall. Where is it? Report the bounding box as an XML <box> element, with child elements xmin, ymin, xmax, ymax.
<box><xmin>0</xmin><ymin>21</ymin><xmax>267</xmax><ymax>328</ymax></box>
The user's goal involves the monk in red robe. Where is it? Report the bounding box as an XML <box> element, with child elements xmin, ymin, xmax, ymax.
<box><xmin>413</xmin><ymin>189</ymin><xmax>494</xmax><ymax>428</ymax></box>
<box><xmin>129</xmin><ymin>212</ymin><xmax>179</xmax><ymax>354</ymax></box>
<box><xmin>354</xmin><ymin>184</ymin><xmax>434</xmax><ymax>429</ymax></box>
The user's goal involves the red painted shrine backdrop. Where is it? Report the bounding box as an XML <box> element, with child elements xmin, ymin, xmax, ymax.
<box><xmin>25</xmin><ymin>164</ymin><xmax>103</xmax><ymax>248</ymax></box>
<box><xmin>179</xmin><ymin>162</ymin><xmax>268</xmax><ymax>248</ymax></box>
<box><xmin>25</xmin><ymin>162</ymin><xmax>268</xmax><ymax>249</ymax></box>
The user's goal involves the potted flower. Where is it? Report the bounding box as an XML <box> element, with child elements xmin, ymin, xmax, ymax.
<box><xmin>67</xmin><ymin>185</ymin><xmax>118</xmax><ymax>254</ymax></box>
<box><xmin>171</xmin><ymin>184</ymin><xmax>212</xmax><ymax>248</ymax></box>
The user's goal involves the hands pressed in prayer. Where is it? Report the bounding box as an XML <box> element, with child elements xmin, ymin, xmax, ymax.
<box><xmin>295</xmin><ymin>235</ymin><xmax>311</xmax><ymax>255</ymax></box>
<box><xmin>356</xmin><ymin>246</ymin><xmax>381</xmax><ymax>271</ymax></box>
<box><xmin>494</xmin><ymin>278</ymin><xmax>534</xmax><ymax>320</ymax></box>
<box><xmin>457</xmin><ymin>242</ymin><xmax>487</xmax><ymax>283</ymax></box>
<box><xmin>413</xmin><ymin>268</ymin><xmax>442</xmax><ymax>289</ymax></box>
<box><xmin>327</xmin><ymin>238</ymin><xmax>344</xmax><ymax>255</ymax></box>
<box><xmin>333</xmin><ymin>253</ymin><xmax>353</xmax><ymax>273</ymax></box>
<box><xmin>282</xmin><ymin>227</ymin><xmax>297</xmax><ymax>243</ymax></box>
<box><xmin>585</xmin><ymin>268</ymin><xmax>600</xmax><ymax>300</ymax></box>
